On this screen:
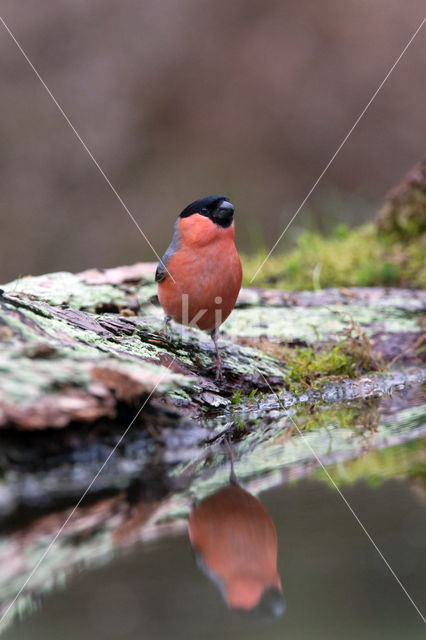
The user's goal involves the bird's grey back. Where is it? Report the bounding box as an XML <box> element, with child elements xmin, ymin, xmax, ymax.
<box><xmin>155</xmin><ymin>221</ymin><xmax>181</xmax><ymax>282</ymax></box>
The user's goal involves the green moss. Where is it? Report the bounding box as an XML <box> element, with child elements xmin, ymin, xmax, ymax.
<box><xmin>377</xmin><ymin>189</ymin><xmax>426</xmax><ymax>239</ymax></box>
<box><xmin>285</xmin><ymin>345</ymin><xmax>354</xmax><ymax>390</ymax></box>
<box><xmin>376</xmin><ymin>161</ymin><xmax>426</xmax><ymax>240</ymax></box>
<box><xmin>277</xmin><ymin>323</ymin><xmax>381</xmax><ymax>391</ymax></box>
<box><xmin>229</xmin><ymin>388</ymin><xmax>260</xmax><ymax>410</ymax></box>
<box><xmin>243</xmin><ymin>223</ymin><xmax>426</xmax><ymax>290</ymax></box>
<box><xmin>230</xmin><ymin>389</ymin><xmax>243</xmax><ymax>405</ymax></box>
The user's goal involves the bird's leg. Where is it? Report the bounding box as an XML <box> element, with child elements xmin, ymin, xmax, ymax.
<box><xmin>210</xmin><ymin>328</ymin><xmax>223</xmax><ymax>383</ymax></box>
<box><xmin>161</xmin><ymin>315</ymin><xmax>172</xmax><ymax>339</ymax></box>
<box><xmin>223</xmin><ymin>434</ymin><xmax>238</xmax><ymax>485</ymax></box>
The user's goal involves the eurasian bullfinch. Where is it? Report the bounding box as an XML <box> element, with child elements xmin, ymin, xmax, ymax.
<box><xmin>188</xmin><ymin>469</ymin><xmax>284</xmax><ymax>616</ymax></box>
<box><xmin>156</xmin><ymin>195</ymin><xmax>242</xmax><ymax>381</ymax></box>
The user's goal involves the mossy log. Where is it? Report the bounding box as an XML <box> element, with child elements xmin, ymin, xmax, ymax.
<box><xmin>0</xmin><ymin>263</ymin><xmax>425</xmax><ymax>429</ymax></box>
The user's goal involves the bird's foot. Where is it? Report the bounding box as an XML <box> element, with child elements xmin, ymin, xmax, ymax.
<box><xmin>215</xmin><ymin>371</ymin><xmax>224</xmax><ymax>384</ymax></box>
<box><xmin>209</xmin><ymin>329</ymin><xmax>225</xmax><ymax>385</ymax></box>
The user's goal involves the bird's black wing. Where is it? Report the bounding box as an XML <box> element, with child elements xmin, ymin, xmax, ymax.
<box><xmin>155</xmin><ymin>261</ymin><xmax>168</xmax><ymax>283</ymax></box>
<box><xmin>155</xmin><ymin>221</ymin><xmax>180</xmax><ymax>283</ymax></box>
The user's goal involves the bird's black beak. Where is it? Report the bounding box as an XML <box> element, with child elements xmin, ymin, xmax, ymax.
<box><xmin>213</xmin><ymin>200</ymin><xmax>234</xmax><ymax>224</ymax></box>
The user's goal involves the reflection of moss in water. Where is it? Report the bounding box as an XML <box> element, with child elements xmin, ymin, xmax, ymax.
<box><xmin>409</xmin><ymin>462</ymin><xmax>426</xmax><ymax>489</ymax></box>
<box><xmin>195</xmin><ymin>401</ymin><xmax>426</xmax><ymax>497</ymax></box>
<box><xmin>243</xmin><ymin>223</ymin><xmax>426</xmax><ymax>290</ymax></box>
<box><xmin>294</xmin><ymin>400</ymin><xmax>380</xmax><ymax>433</ymax></box>
<box><xmin>316</xmin><ymin>438</ymin><xmax>426</xmax><ymax>488</ymax></box>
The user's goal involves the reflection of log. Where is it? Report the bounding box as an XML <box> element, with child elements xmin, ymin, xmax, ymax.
<box><xmin>1</xmin><ymin>262</ymin><xmax>425</xmax><ymax>428</ymax></box>
<box><xmin>0</xmin><ymin>389</ymin><xmax>425</xmax><ymax>629</ymax></box>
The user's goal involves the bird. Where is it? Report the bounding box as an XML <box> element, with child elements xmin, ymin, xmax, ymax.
<box><xmin>156</xmin><ymin>195</ymin><xmax>242</xmax><ymax>382</ymax></box>
<box><xmin>188</xmin><ymin>449</ymin><xmax>285</xmax><ymax>617</ymax></box>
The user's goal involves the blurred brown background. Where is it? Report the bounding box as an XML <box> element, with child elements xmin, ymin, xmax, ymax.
<box><xmin>0</xmin><ymin>0</ymin><xmax>425</xmax><ymax>282</ymax></box>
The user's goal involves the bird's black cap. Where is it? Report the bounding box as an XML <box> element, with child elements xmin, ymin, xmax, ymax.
<box><xmin>180</xmin><ymin>195</ymin><xmax>234</xmax><ymax>228</ymax></box>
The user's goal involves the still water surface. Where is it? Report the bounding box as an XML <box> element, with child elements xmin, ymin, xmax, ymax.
<box><xmin>4</xmin><ymin>456</ymin><xmax>425</xmax><ymax>640</ymax></box>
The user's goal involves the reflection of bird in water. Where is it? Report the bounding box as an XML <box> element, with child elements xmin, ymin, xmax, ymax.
<box><xmin>188</xmin><ymin>445</ymin><xmax>285</xmax><ymax>617</ymax></box>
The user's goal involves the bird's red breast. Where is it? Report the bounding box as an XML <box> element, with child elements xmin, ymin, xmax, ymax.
<box><xmin>158</xmin><ymin>214</ymin><xmax>242</xmax><ymax>331</ymax></box>
<box><xmin>188</xmin><ymin>485</ymin><xmax>282</xmax><ymax>611</ymax></box>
